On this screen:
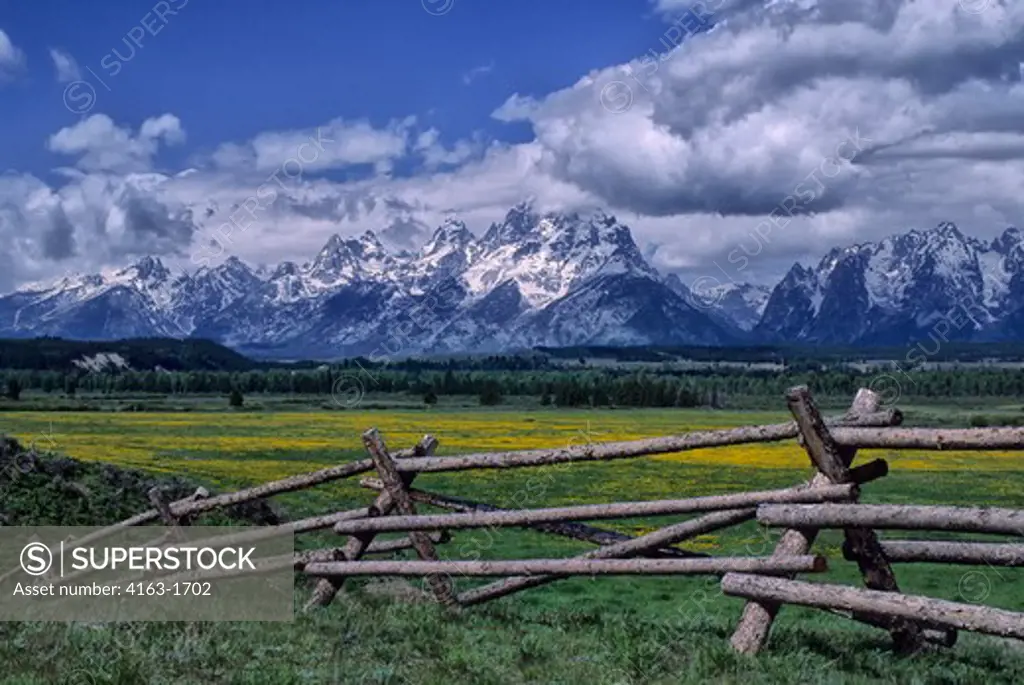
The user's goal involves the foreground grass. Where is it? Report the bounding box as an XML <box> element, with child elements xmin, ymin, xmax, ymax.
<box><xmin>1</xmin><ymin>403</ymin><xmax>1023</xmax><ymax>683</ymax></box>
<box><xmin>2</xmin><ymin>583</ymin><xmax>1023</xmax><ymax>685</ymax></box>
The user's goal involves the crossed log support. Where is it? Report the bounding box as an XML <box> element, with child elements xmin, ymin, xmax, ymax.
<box><xmin>305</xmin><ymin>431</ymin><xmax>457</xmax><ymax>610</ymax></box>
<box><xmin>729</xmin><ymin>387</ymin><xmax>948</xmax><ymax>655</ymax></box>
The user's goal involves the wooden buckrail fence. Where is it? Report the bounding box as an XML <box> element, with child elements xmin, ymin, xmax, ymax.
<box><xmin>18</xmin><ymin>385</ymin><xmax>1024</xmax><ymax>658</ymax></box>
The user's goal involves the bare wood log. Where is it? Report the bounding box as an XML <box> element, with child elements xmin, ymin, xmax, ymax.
<box><xmin>55</xmin><ymin>441</ymin><xmax>434</xmax><ymax>556</ymax></box>
<box><xmin>147</xmin><ymin>487</ymin><xmax>182</xmax><ymax>528</ymax></box>
<box><xmin>758</xmin><ymin>504</ymin><xmax>1024</xmax><ymax>537</ymax></box>
<box><xmin>722</xmin><ymin>574</ymin><xmax>1024</xmax><ymax>641</ymax></box>
<box><xmin>366</xmin><ymin>531</ymin><xmax>451</xmax><ymax>555</ymax></box>
<box><xmin>177</xmin><ymin>486</ymin><xmax>210</xmax><ymax>527</ymax></box>
<box><xmin>359</xmin><ymin>478</ymin><xmax>708</xmax><ymax>559</ymax></box>
<box><xmin>787</xmin><ymin>386</ymin><xmax>852</xmax><ymax>482</ymax></box>
<box><xmin>854</xmin><ymin>541</ymin><xmax>1024</xmax><ymax>566</ymax></box>
<box><xmin>831</xmin><ymin>426</ymin><xmax>1024</xmax><ymax>450</ymax></box>
<box><xmin>388</xmin><ymin>410</ymin><xmax>901</xmax><ymax>475</ymax></box>
<box><xmin>847</xmin><ymin>458</ymin><xmax>889</xmax><ymax>485</ymax></box>
<box><xmin>112</xmin><ymin>532</ymin><xmax>455</xmax><ymax>584</ymax></box>
<box><xmin>458</xmin><ymin>508</ymin><xmax>754</xmax><ymax>607</ymax></box>
<box><xmin>332</xmin><ymin>483</ymin><xmax>859</xmax><ymax>536</ymax></box>
<box><xmin>363</xmin><ymin>429</ymin><xmax>458</xmax><ymax>606</ymax></box>
<box><xmin>304</xmin><ymin>555</ymin><xmax>828</xmax><ymax>578</ymax></box>
<box><xmin>306</xmin><ymin>435</ymin><xmax>440</xmax><ymax>610</ymax></box>
<box><xmin>159</xmin><ymin>506</ymin><xmax>375</xmax><ymax>555</ymax></box>
<box><xmin>822</xmin><ymin>608</ymin><xmax>959</xmax><ymax>648</ymax></box>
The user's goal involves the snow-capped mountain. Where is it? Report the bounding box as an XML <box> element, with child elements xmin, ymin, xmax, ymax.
<box><xmin>756</xmin><ymin>222</ymin><xmax>1024</xmax><ymax>345</ymax></box>
<box><xmin>0</xmin><ymin>204</ymin><xmax>738</xmax><ymax>357</ymax></box>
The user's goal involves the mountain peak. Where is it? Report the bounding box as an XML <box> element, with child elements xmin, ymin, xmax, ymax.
<box><xmin>119</xmin><ymin>256</ymin><xmax>171</xmax><ymax>283</ymax></box>
<box><xmin>991</xmin><ymin>227</ymin><xmax>1023</xmax><ymax>253</ymax></box>
<box><xmin>320</xmin><ymin>234</ymin><xmax>345</xmax><ymax>253</ymax></box>
<box><xmin>424</xmin><ymin>218</ymin><xmax>474</xmax><ymax>254</ymax></box>
<box><xmin>483</xmin><ymin>201</ymin><xmax>541</xmax><ymax>247</ymax></box>
<box><xmin>933</xmin><ymin>221</ymin><xmax>965</xmax><ymax>240</ymax></box>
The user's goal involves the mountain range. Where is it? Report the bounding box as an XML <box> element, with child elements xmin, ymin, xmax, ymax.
<box><xmin>0</xmin><ymin>204</ymin><xmax>1020</xmax><ymax>357</ymax></box>
<box><xmin>756</xmin><ymin>222</ymin><xmax>1024</xmax><ymax>345</ymax></box>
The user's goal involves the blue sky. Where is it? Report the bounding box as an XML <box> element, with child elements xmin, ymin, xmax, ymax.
<box><xmin>1</xmin><ymin>0</ymin><xmax>667</xmax><ymax>179</ymax></box>
<box><xmin>0</xmin><ymin>0</ymin><xmax>1021</xmax><ymax>292</ymax></box>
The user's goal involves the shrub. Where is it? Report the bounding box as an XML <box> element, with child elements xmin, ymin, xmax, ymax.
<box><xmin>969</xmin><ymin>414</ymin><xmax>990</xmax><ymax>428</ymax></box>
<box><xmin>229</xmin><ymin>389</ymin><xmax>245</xmax><ymax>408</ymax></box>
<box><xmin>423</xmin><ymin>391</ymin><xmax>438</xmax><ymax>406</ymax></box>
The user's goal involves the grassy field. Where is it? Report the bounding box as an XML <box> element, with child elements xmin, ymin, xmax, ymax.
<box><xmin>1</xmin><ymin>402</ymin><xmax>1023</xmax><ymax>683</ymax></box>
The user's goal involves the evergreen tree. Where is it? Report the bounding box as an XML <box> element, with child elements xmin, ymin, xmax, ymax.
<box><xmin>4</xmin><ymin>377</ymin><xmax>21</xmax><ymax>401</ymax></box>
<box><xmin>479</xmin><ymin>382</ymin><xmax>503</xmax><ymax>406</ymax></box>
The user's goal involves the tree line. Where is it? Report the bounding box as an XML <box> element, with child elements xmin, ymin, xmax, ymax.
<box><xmin>2</xmin><ymin>366</ymin><xmax>1023</xmax><ymax>407</ymax></box>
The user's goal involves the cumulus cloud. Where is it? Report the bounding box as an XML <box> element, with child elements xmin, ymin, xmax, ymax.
<box><xmin>495</xmin><ymin>0</ymin><xmax>1024</xmax><ymax>221</ymax></box>
<box><xmin>48</xmin><ymin>114</ymin><xmax>186</xmax><ymax>173</ymax></box>
<box><xmin>0</xmin><ymin>29</ymin><xmax>25</xmax><ymax>80</ymax></box>
<box><xmin>48</xmin><ymin>48</ymin><xmax>81</xmax><ymax>82</ymax></box>
<box><xmin>413</xmin><ymin>128</ymin><xmax>485</xmax><ymax>169</ymax></box>
<box><xmin>0</xmin><ymin>170</ymin><xmax>201</xmax><ymax>291</ymax></box>
<box><xmin>211</xmin><ymin>117</ymin><xmax>417</xmax><ymax>175</ymax></box>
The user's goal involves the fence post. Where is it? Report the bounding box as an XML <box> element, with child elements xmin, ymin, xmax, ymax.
<box><xmin>304</xmin><ymin>433</ymin><xmax>440</xmax><ymax>610</ymax></box>
<box><xmin>362</xmin><ymin>429</ymin><xmax>458</xmax><ymax>607</ymax></box>
<box><xmin>148</xmin><ymin>486</ymin><xmax>186</xmax><ymax>541</ymax></box>
<box><xmin>730</xmin><ymin>386</ymin><xmax>926</xmax><ymax>654</ymax></box>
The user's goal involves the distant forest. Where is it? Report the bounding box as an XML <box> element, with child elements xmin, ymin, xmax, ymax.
<box><xmin>1</xmin><ymin>337</ymin><xmax>1023</xmax><ymax>408</ymax></box>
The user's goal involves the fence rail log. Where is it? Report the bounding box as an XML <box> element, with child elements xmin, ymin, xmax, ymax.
<box><xmin>68</xmin><ymin>441</ymin><xmax>435</xmax><ymax>552</ymax></box>
<box><xmin>359</xmin><ymin>478</ymin><xmax>709</xmax><ymax>559</ymax></box>
<box><xmin>304</xmin><ymin>556</ymin><xmax>828</xmax><ymax>578</ymax></box>
<box><xmin>831</xmin><ymin>427</ymin><xmax>1024</xmax><ymax>450</ymax></box>
<box><xmin>758</xmin><ymin>504</ymin><xmax>1024</xmax><ymax>537</ymax></box>
<box><xmin>458</xmin><ymin>508</ymin><xmax>755</xmax><ymax>606</ymax></box>
<box><xmin>333</xmin><ymin>484</ymin><xmax>859</xmax><ymax>536</ymax></box>
<box><xmin>387</xmin><ymin>411</ymin><xmax>901</xmax><ymax>475</ymax></box>
<box><xmin>722</xmin><ymin>574</ymin><xmax>1024</xmax><ymax>640</ymax></box>
<box><xmin>849</xmin><ymin>540</ymin><xmax>1024</xmax><ymax>566</ymax></box>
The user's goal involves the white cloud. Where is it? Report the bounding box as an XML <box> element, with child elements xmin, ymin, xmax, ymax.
<box><xmin>48</xmin><ymin>48</ymin><xmax>81</xmax><ymax>83</ymax></box>
<box><xmin>413</xmin><ymin>128</ymin><xmax>485</xmax><ymax>169</ymax></box>
<box><xmin>48</xmin><ymin>114</ymin><xmax>186</xmax><ymax>173</ymax></box>
<box><xmin>462</xmin><ymin>61</ymin><xmax>495</xmax><ymax>85</ymax></box>
<box><xmin>0</xmin><ymin>29</ymin><xmax>25</xmax><ymax>80</ymax></box>
<box><xmin>211</xmin><ymin>117</ymin><xmax>417</xmax><ymax>174</ymax></box>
